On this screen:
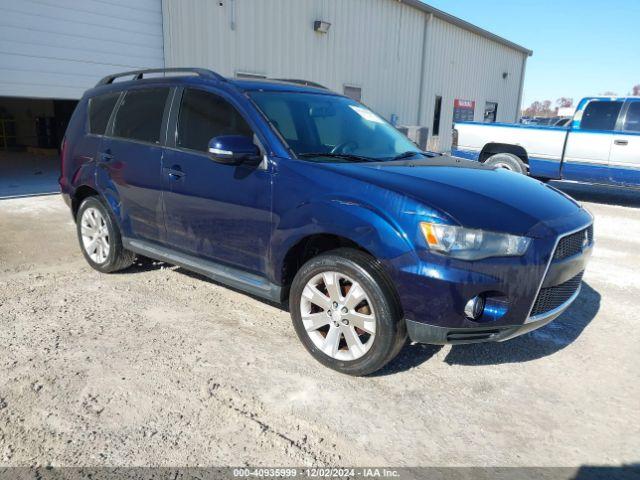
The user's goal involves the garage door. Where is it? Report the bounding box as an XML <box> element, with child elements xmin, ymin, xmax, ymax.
<box><xmin>0</xmin><ymin>0</ymin><xmax>164</xmax><ymax>99</ymax></box>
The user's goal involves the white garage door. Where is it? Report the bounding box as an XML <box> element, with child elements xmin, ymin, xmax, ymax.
<box><xmin>0</xmin><ymin>0</ymin><xmax>164</xmax><ymax>99</ymax></box>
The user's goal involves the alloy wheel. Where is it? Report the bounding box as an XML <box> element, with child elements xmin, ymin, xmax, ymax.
<box><xmin>300</xmin><ymin>271</ymin><xmax>376</xmax><ymax>361</ymax></box>
<box><xmin>80</xmin><ymin>207</ymin><xmax>110</xmax><ymax>264</ymax></box>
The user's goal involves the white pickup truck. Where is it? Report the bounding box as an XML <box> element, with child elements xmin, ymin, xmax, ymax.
<box><xmin>452</xmin><ymin>97</ymin><xmax>640</xmax><ymax>187</ymax></box>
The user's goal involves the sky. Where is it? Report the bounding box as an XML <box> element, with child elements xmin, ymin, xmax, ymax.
<box><xmin>423</xmin><ymin>0</ymin><xmax>640</xmax><ymax>108</ymax></box>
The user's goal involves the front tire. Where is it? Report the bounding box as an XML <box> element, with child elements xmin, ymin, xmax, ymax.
<box><xmin>484</xmin><ymin>152</ymin><xmax>527</xmax><ymax>174</ymax></box>
<box><xmin>289</xmin><ymin>248</ymin><xmax>406</xmax><ymax>376</ymax></box>
<box><xmin>76</xmin><ymin>196</ymin><xmax>135</xmax><ymax>273</ymax></box>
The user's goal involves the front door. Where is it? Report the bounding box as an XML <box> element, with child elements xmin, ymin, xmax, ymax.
<box><xmin>96</xmin><ymin>86</ymin><xmax>172</xmax><ymax>243</ymax></box>
<box><xmin>162</xmin><ymin>87</ymin><xmax>272</xmax><ymax>276</ymax></box>
<box><xmin>609</xmin><ymin>100</ymin><xmax>640</xmax><ymax>186</ymax></box>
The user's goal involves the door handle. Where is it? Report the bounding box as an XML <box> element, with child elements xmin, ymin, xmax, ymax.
<box><xmin>614</xmin><ymin>139</ymin><xmax>629</xmax><ymax>146</ymax></box>
<box><xmin>163</xmin><ymin>166</ymin><xmax>185</xmax><ymax>179</ymax></box>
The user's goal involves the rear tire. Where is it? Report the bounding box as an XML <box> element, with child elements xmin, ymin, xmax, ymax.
<box><xmin>484</xmin><ymin>153</ymin><xmax>527</xmax><ymax>175</ymax></box>
<box><xmin>289</xmin><ymin>248</ymin><xmax>406</xmax><ymax>376</ymax></box>
<box><xmin>76</xmin><ymin>196</ymin><xmax>135</xmax><ymax>273</ymax></box>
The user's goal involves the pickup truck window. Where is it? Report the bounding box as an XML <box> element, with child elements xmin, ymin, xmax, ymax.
<box><xmin>250</xmin><ymin>91</ymin><xmax>420</xmax><ymax>161</ymax></box>
<box><xmin>580</xmin><ymin>101</ymin><xmax>623</xmax><ymax>131</ymax></box>
<box><xmin>624</xmin><ymin>102</ymin><xmax>640</xmax><ymax>132</ymax></box>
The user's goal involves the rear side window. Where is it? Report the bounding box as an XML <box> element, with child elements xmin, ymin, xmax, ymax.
<box><xmin>112</xmin><ymin>88</ymin><xmax>171</xmax><ymax>143</ymax></box>
<box><xmin>624</xmin><ymin>102</ymin><xmax>640</xmax><ymax>132</ymax></box>
<box><xmin>580</xmin><ymin>101</ymin><xmax>623</xmax><ymax>131</ymax></box>
<box><xmin>88</xmin><ymin>92</ymin><xmax>119</xmax><ymax>135</ymax></box>
<box><xmin>177</xmin><ymin>88</ymin><xmax>253</xmax><ymax>152</ymax></box>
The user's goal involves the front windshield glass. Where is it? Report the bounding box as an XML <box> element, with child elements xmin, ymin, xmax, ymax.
<box><xmin>249</xmin><ymin>91</ymin><xmax>422</xmax><ymax>162</ymax></box>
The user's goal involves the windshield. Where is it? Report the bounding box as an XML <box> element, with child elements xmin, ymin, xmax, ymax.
<box><xmin>249</xmin><ymin>91</ymin><xmax>422</xmax><ymax>161</ymax></box>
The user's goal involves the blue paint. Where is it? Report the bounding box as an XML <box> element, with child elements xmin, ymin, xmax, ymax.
<box><xmin>60</xmin><ymin>73</ymin><xmax>594</xmax><ymax>336</ymax></box>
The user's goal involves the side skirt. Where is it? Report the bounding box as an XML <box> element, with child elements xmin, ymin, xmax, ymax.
<box><xmin>122</xmin><ymin>238</ymin><xmax>283</xmax><ymax>304</ymax></box>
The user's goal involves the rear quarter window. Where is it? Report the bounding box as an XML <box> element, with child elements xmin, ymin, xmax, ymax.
<box><xmin>88</xmin><ymin>92</ymin><xmax>120</xmax><ymax>135</ymax></box>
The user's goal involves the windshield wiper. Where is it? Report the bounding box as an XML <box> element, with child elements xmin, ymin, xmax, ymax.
<box><xmin>391</xmin><ymin>151</ymin><xmax>427</xmax><ymax>161</ymax></box>
<box><xmin>297</xmin><ymin>152</ymin><xmax>374</xmax><ymax>162</ymax></box>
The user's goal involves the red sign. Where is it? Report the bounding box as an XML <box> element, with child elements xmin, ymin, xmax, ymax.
<box><xmin>453</xmin><ymin>99</ymin><xmax>476</xmax><ymax>122</ymax></box>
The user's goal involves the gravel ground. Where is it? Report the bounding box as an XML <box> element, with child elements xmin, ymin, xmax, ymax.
<box><xmin>0</xmin><ymin>184</ymin><xmax>638</xmax><ymax>468</ymax></box>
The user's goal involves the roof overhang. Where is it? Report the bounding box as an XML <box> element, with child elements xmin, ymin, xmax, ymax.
<box><xmin>401</xmin><ymin>0</ymin><xmax>533</xmax><ymax>56</ymax></box>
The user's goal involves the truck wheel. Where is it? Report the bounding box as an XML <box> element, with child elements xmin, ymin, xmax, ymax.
<box><xmin>76</xmin><ymin>196</ymin><xmax>135</xmax><ymax>273</ymax></box>
<box><xmin>289</xmin><ymin>248</ymin><xmax>407</xmax><ymax>376</ymax></box>
<box><xmin>484</xmin><ymin>153</ymin><xmax>527</xmax><ymax>175</ymax></box>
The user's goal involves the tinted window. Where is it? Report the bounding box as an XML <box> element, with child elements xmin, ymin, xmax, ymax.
<box><xmin>112</xmin><ymin>88</ymin><xmax>170</xmax><ymax>143</ymax></box>
<box><xmin>177</xmin><ymin>89</ymin><xmax>253</xmax><ymax>152</ymax></box>
<box><xmin>88</xmin><ymin>92</ymin><xmax>119</xmax><ymax>135</ymax></box>
<box><xmin>624</xmin><ymin>102</ymin><xmax>640</xmax><ymax>132</ymax></box>
<box><xmin>580</xmin><ymin>101</ymin><xmax>623</xmax><ymax>131</ymax></box>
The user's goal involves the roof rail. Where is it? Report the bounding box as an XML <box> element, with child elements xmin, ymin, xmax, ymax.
<box><xmin>96</xmin><ymin>68</ymin><xmax>227</xmax><ymax>87</ymax></box>
<box><xmin>271</xmin><ymin>78</ymin><xmax>329</xmax><ymax>90</ymax></box>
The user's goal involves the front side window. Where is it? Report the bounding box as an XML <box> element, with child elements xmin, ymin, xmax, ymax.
<box><xmin>250</xmin><ymin>91</ymin><xmax>420</xmax><ymax>161</ymax></box>
<box><xmin>88</xmin><ymin>92</ymin><xmax>120</xmax><ymax>135</ymax></box>
<box><xmin>112</xmin><ymin>88</ymin><xmax>171</xmax><ymax>143</ymax></box>
<box><xmin>580</xmin><ymin>101</ymin><xmax>623</xmax><ymax>131</ymax></box>
<box><xmin>624</xmin><ymin>102</ymin><xmax>640</xmax><ymax>132</ymax></box>
<box><xmin>177</xmin><ymin>89</ymin><xmax>253</xmax><ymax>152</ymax></box>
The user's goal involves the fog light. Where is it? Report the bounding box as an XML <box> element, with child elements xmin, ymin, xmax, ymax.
<box><xmin>464</xmin><ymin>295</ymin><xmax>485</xmax><ymax>320</ymax></box>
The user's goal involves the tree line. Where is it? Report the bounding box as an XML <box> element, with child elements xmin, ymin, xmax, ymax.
<box><xmin>523</xmin><ymin>84</ymin><xmax>640</xmax><ymax>117</ymax></box>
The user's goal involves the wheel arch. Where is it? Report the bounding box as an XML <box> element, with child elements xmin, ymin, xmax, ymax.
<box><xmin>479</xmin><ymin>143</ymin><xmax>529</xmax><ymax>164</ymax></box>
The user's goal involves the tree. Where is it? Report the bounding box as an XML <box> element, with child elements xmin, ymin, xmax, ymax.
<box><xmin>556</xmin><ymin>97</ymin><xmax>574</xmax><ymax>108</ymax></box>
<box><xmin>601</xmin><ymin>91</ymin><xmax>618</xmax><ymax>96</ymax></box>
<box><xmin>633</xmin><ymin>85</ymin><xmax>640</xmax><ymax>96</ymax></box>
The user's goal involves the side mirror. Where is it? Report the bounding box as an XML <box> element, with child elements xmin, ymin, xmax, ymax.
<box><xmin>208</xmin><ymin>135</ymin><xmax>261</xmax><ymax>165</ymax></box>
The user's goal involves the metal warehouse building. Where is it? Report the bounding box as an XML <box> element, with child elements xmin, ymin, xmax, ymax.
<box><xmin>0</xmin><ymin>0</ymin><xmax>531</xmax><ymax>157</ymax></box>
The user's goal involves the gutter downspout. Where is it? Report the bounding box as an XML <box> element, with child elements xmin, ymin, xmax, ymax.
<box><xmin>416</xmin><ymin>13</ymin><xmax>433</xmax><ymax>126</ymax></box>
<box><xmin>515</xmin><ymin>53</ymin><xmax>528</xmax><ymax>122</ymax></box>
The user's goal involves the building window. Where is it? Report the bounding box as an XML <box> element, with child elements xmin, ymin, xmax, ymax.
<box><xmin>343</xmin><ymin>85</ymin><xmax>362</xmax><ymax>102</ymax></box>
<box><xmin>432</xmin><ymin>96</ymin><xmax>442</xmax><ymax>136</ymax></box>
<box><xmin>484</xmin><ymin>102</ymin><xmax>498</xmax><ymax>123</ymax></box>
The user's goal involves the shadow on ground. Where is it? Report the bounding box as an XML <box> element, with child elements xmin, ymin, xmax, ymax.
<box><xmin>444</xmin><ymin>281</ymin><xmax>600</xmax><ymax>366</ymax></box>
<box><xmin>122</xmin><ymin>261</ymin><xmax>600</xmax><ymax>372</ymax></box>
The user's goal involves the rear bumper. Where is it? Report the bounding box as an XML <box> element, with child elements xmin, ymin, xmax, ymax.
<box><xmin>406</xmin><ymin>285</ymin><xmax>580</xmax><ymax>345</ymax></box>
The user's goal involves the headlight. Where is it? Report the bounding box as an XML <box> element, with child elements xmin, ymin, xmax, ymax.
<box><xmin>420</xmin><ymin>222</ymin><xmax>531</xmax><ymax>260</ymax></box>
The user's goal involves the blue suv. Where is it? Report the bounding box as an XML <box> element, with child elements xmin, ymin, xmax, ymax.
<box><xmin>60</xmin><ymin>68</ymin><xmax>594</xmax><ymax>375</ymax></box>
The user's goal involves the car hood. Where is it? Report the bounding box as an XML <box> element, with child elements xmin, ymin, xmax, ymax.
<box><xmin>315</xmin><ymin>156</ymin><xmax>586</xmax><ymax>237</ymax></box>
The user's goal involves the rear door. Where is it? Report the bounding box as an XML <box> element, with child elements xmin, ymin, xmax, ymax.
<box><xmin>609</xmin><ymin>99</ymin><xmax>640</xmax><ymax>185</ymax></box>
<box><xmin>96</xmin><ymin>86</ymin><xmax>172</xmax><ymax>243</ymax></box>
<box><xmin>561</xmin><ymin>100</ymin><xmax>623</xmax><ymax>183</ymax></box>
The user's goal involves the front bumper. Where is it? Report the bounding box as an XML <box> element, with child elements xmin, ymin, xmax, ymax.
<box><xmin>406</xmin><ymin>285</ymin><xmax>580</xmax><ymax>344</ymax></box>
<box><xmin>389</xmin><ymin>211</ymin><xmax>593</xmax><ymax>345</ymax></box>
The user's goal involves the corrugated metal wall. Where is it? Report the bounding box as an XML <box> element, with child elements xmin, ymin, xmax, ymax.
<box><xmin>420</xmin><ymin>16</ymin><xmax>528</xmax><ymax>150</ymax></box>
<box><xmin>163</xmin><ymin>0</ymin><xmax>426</xmax><ymax>127</ymax></box>
<box><xmin>0</xmin><ymin>0</ymin><xmax>164</xmax><ymax>99</ymax></box>
<box><xmin>163</xmin><ymin>0</ymin><xmax>528</xmax><ymax>152</ymax></box>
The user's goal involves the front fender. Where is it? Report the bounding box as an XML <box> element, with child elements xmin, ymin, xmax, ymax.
<box><xmin>270</xmin><ymin>194</ymin><xmax>427</xmax><ymax>284</ymax></box>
